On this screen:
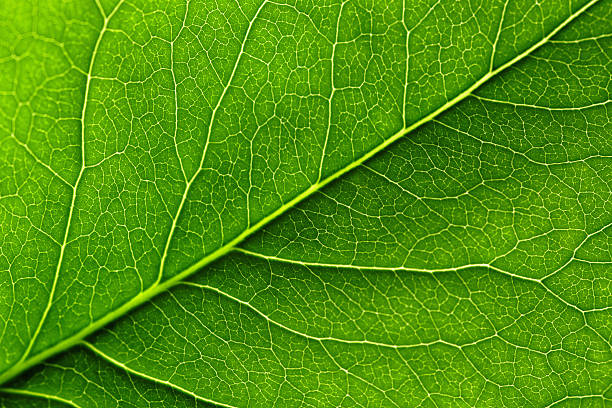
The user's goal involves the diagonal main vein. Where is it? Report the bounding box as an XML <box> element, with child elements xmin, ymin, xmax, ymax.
<box><xmin>0</xmin><ymin>0</ymin><xmax>600</xmax><ymax>387</ymax></box>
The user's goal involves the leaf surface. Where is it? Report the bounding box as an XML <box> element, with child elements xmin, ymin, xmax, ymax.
<box><xmin>0</xmin><ymin>0</ymin><xmax>610</xmax><ymax>406</ymax></box>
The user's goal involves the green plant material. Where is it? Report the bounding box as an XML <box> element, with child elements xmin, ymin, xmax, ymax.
<box><xmin>0</xmin><ymin>0</ymin><xmax>610</xmax><ymax>406</ymax></box>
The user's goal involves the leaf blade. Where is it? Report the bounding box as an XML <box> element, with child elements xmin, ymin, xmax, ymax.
<box><xmin>0</xmin><ymin>0</ymin><xmax>609</xmax><ymax>405</ymax></box>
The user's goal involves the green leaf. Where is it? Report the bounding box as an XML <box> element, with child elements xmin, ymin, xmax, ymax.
<box><xmin>0</xmin><ymin>0</ymin><xmax>610</xmax><ymax>406</ymax></box>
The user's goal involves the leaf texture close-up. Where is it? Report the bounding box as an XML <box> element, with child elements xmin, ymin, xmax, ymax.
<box><xmin>0</xmin><ymin>0</ymin><xmax>611</xmax><ymax>406</ymax></box>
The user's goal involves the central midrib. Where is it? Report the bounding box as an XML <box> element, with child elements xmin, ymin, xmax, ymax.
<box><xmin>0</xmin><ymin>0</ymin><xmax>599</xmax><ymax>387</ymax></box>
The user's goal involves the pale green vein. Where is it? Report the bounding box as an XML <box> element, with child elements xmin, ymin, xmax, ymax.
<box><xmin>183</xmin><ymin>280</ymin><xmax>606</xmax><ymax>362</ymax></box>
<box><xmin>234</xmin><ymin>247</ymin><xmax>612</xmax><ymax>317</ymax></box>
<box><xmin>156</xmin><ymin>0</ymin><xmax>270</xmax><ymax>284</ymax></box>
<box><xmin>471</xmin><ymin>94</ymin><xmax>611</xmax><ymax>110</ymax></box>
<box><xmin>170</xmin><ymin>0</ymin><xmax>191</xmax><ymax>182</ymax></box>
<box><xmin>8</xmin><ymin>135</ymin><xmax>73</xmax><ymax>188</ymax></box>
<box><xmin>433</xmin><ymin>118</ymin><xmax>612</xmax><ymax>167</ymax></box>
<box><xmin>0</xmin><ymin>387</ymin><xmax>79</xmax><ymax>408</ymax></box>
<box><xmin>234</xmin><ymin>248</ymin><xmax>544</xmax><ymax>283</ymax></box>
<box><xmin>317</xmin><ymin>0</ymin><xmax>344</xmax><ymax>182</ymax></box>
<box><xmin>14</xmin><ymin>0</ymin><xmax>125</xmax><ymax>370</ymax></box>
<box><xmin>490</xmin><ymin>0</ymin><xmax>510</xmax><ymax>71</ymax></box>
<box><xmin>549</xmin><ymin>32</ymin><xmax>612</xmax><ymax>43</ymax></box>
<box><xmin>543</xmin><ymin>395</ymin><xmax>609</xmax><ymax>408</ymax></box>
<box><xmin>79</xmin><ymin>341</ymin><xmax>237</xmax><ymax>408</ymax></box>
